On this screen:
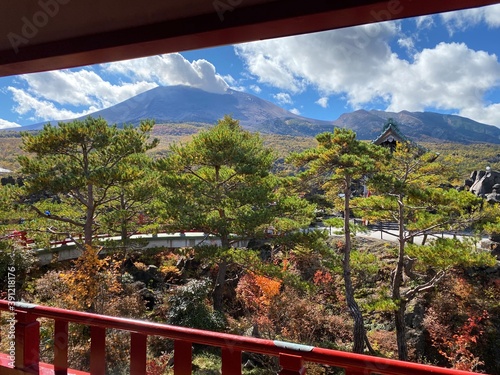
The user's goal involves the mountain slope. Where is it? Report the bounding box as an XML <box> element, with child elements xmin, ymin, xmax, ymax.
<box><xmin>11</xmin><ymin>85</ymin><xmax>334</xmax><ymax>136</ymax></box>
<box><xmin>334</xmin><ymin>109</ymin><xmax>500</xmax><ymax>144</ymax></box>
<box><xmin>79</xmin><ymin>85</ymin><xmax>333</xmax><ymax>137</ymax></box>
<box><xmin>5</xmin><ymin>85</ymin><xmax>500</xmax><ymax>144</ymax></box>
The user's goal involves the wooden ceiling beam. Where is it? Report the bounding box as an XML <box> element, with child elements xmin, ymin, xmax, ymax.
<box><xmin>1</xmin><ymin>0</ymin><xmax>499</xmax><ymax>76</ymax></box>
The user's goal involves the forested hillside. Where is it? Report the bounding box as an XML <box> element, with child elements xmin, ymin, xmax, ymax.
<box><xmin>2</xmin><ymin>128</ymin><xmax>500</xmax><ymax>178</ymax></box>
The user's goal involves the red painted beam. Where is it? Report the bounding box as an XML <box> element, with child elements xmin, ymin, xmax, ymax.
<box><xmin>1</xmin><ymin>0</ymin><xmax>499</xmax><ymax>77</ymax></box>
<box><xmin>0</xmin><ymin>300</ymin><xmax>489</xmax><ymax>375</ymax></box>
<box><xmin>0</xmin><ymin>353</ymin><xmax>90</xmax><ymax>375</ymax></box>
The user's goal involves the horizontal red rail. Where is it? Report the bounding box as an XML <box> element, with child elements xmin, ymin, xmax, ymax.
<box><xmin>0</xmin><ymin>300</ymin><xmax>486</xmax><ymax>375</ymax></box>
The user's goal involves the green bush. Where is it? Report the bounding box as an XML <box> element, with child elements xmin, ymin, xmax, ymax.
<box><xmin>0</xmin><ymin>241</ymin><xmax>36</xmax><ymax>297</ymax></box>
<box><xmin>166</xmin><ymin>279</ymin><xmax>226</xmax><ymax>332</ymax></box>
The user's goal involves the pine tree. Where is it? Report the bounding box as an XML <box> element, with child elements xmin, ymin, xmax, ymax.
<box><xmin>353</xmin><ymin>141</ymin><xmax>495</xmax><ymax>360</ymax></box>
<box><xmin>288</xmin><ymin>128</ymin><xmax>388</xmax><ymax>354</ymax></box>
<box><xmin>98</xmin><ymin>153</ymin><xmax>160</xmax><ymax>248</ymax></box>
<box><xmin>18</xmin><ymin>117</ymin><xmax>158</xmax><ymax>247</ymax></box>
<box><xmin>156</xmin><ymin>115</ymin><xmax>314</xmax><ymax>312</ymax></box>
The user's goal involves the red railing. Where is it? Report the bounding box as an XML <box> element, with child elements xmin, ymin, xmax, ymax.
<box><xmin>0</xmin><ymin>300</ymin><xmax>486</xmax><ymax>375</ymax></box>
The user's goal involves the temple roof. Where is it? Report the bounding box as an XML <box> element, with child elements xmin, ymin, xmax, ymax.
<box><xmin>372</xmin><ymin>118</ymin><xmax>431</xmax><ymax>156</ymax></box>
<box><xmin>372</xmin><ymin>119</ymin><xmax>408</xmax><ymax>146</ymax></box>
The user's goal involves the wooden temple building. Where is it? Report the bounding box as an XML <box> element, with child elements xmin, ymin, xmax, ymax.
<box><xmin>372</xmin><ymin>118</ymin><xmax>431</xmax><ymax>157</ymax></box>
<box><xmin>372</xmin><ymin>118</ymin><xmax>409</xmax><ymax>152</ymax></box>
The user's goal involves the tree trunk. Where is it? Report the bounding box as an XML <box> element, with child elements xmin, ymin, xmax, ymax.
<box><xmin>421</xmin><ymin>233</ymin><xmax>428</xmax><ymax>245</ymax></box>
<box><xmin>121</xmin><ymin>223</ymin><xmax>128</xmax><ymax>248</ymax></box>
<box><xmin>344</xmin><ymin>263</ymin><xmax>366</xmax><ymax>354</ymax></box>
<box><xmin>84</xmin><ymin>183</ymin><xmax>94</xmax><ymax>246</ymax></box>
<box><xmin>120</xmin><ymin>194</ymin><xmax>128</xmax><ymax>248</ymax></box>
<box><xmin>394</xmin><ymin>300</ymin><xmax>408</xmax><ymax>360</ymax></box>
<box><xmin>213</xmin><ymin>260</ymin><xmax>227</xmax><ymax>312</ymax></box>
<box><xmin>213</xmin><ymin>234</ymin><xmax>230</xmax><ymax>312</ymax></box>
<box><xmin>392</xmin><ymin>198</ymin><xmax>408</xmax><ymax>361</ymax></box>
<box><xmin>343</xmin><ymin>178</ymin><xmax>366</xmax><ymax>354</ymax></box>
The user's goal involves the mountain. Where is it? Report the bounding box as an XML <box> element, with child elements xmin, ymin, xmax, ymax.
<box><xmin>5</xmin><ymin>85</ymin><xmax>500</xmax><ymax>143</ymax></box>
<box><xmin>12</xmin><ymin>86</ymin><xmax>333</xmax><ymax>137</ymax></box>
<box><xmin>334</xmin><ymin>109</ymin><xmax>500</xmax><ymax>144</ymax></box>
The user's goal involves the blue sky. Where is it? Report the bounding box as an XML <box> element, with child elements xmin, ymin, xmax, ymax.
<box><xmin>2</xmin><ymin>4</ymin><xmax>500</xmax><ymax>129</ymax></box>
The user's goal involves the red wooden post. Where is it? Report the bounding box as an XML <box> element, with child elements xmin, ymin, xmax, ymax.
<box><xmin>15</xmin><ymin>309</ymin><xmax>40</xmax><ymax>374</ymax></box>
<box><xmin>174</xmin><ymin>340</ymin><xmax>192</xmax><ymax>375</ymax></box>
<box><xmin>279</xmin><ymin>354</ymin><xmax>306</xmax><ymax>375</ymax></box>
<box><xmin>53</xmin><ymin>320</ymin><xmax>68</xmax><ymax>375</ymax></box>
<box><xmin>0</xmin><ymin>309</ymin><xmax>4</xmax><ymax>345</ymax></box>
<box><xmin>130</xmin><ymin>332</ymin><xmax>147</xmax><ymax>374</ymax></box>
<box><xmin>90</xmin><ymin>326</ymin><xmax>106</xmax><ymax>375</ymax></box>
<box><xmin>221</xmin><ymin>347</ymin><xmax>242</xmax><ymax>375</ymax></box>
<box><xmin>345</xmin><ymin>368</ymin><xmax>369</xmax><ymax>375</ymax></box>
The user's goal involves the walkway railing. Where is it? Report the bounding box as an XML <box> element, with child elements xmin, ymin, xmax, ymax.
<box><xmin>4</xmin><ymin>230</ymin><xmax>249</xmax><ymax>265</ymax></box>
<box><xmin>0</xmin><ymin>300</ymin><xmax>485</xmax><ymax>375</ymax></box>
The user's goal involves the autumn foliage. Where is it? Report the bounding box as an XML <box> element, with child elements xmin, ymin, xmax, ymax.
<box><xmin>236</xmin><ymin>271</ymin><xmax>282</xmax><ymax>333</ymax></box>
<box><xmin>59</xmin><ymin>245</ymin><xmax>122</xmax><ymax>312</ymax></box>
<box><xmin>2</xmin><ymin>118</ymin><xmax>500</xmax><ymax>373</ymax></box>
<box><xmin>425</xmin><ymin>308</ymin><xmax>489</xmax><ymax>371</ymax></box>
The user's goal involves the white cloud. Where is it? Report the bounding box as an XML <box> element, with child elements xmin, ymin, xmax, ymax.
<box><xmin>235</xmin><ymin>42</ymin><xmax>309</xmax><ymax>93</ymax></box>
<box><xmin>386</xmin><ymin>43</ymin><xmax>500</xmax><ymax>122</ymax></box>
<box><xmin>8</xmin><ymin>87</ymin><xmax>93</xmax><ymax>121</ymax></box>
<box><xmin>222</xmin><ymin>74</ymin><xmax>236</xmax><ymax>86</ymax></box>
<box><xmin>316</xmin><ymin>97</ymin><xmax>329</xmax><ymax>108</ymax></box>
<box><xmin>17</xmin><ymin>70</ymin><xmax>156</xmax><ymax>108</ymax></box>
<box><xmin>5</xmin><ymin>52</ymin><xmax>231</xmax><ymax>123</ymax></box>
<box><xmin>236</xmin><ymin>23</ymin><xmax>398</xmax><ymax>99</ymax></box>
<box><xmin>458</xmin><ymin>103</ymin><xmax>500</xmax><ymax>126</ymax></box>
<box><xmin>441</xmin><ymin>9</ymin><xmax>483</xmax><ymax>34</ymax></box>
<box><xmin>230</xmin><ymin>85</ymin><xmax>247</xmax><ymax>92</ymax></box>
<box><xmin>250</xmin><ymin>85</ymin><xmax>261</xmax><ymax>93</ymax></box>
<box><xmin>440</xmin><ymin>4</ymin><xmax>500</xmax><ymax>33</ymax></box>
<box><xmin>290</xmin><ymin>108</ymin><xmax>301</xmax><ymax>115</ymax></box>
<box><xmin>0</xmin><ymin>119</ymin><xmax>21</xmax><ymax>129</ymax></box>
<box><xmin>415</xmin><ymin>16</ymin><xmax>434</xmax><ymax>29</ymax></box>
<box><xmin>104</xmin><ymin>53</ymin><xmax>229</xmax><ymax>94</ymax></box>
<box><xmin>273</xmin><ymin>92</ymin><xmax>293</xmax><ymax>105</ymax></box>
<box><xmin>397</xmin><ymin>36</ymin><xmax>415</xmax><ymax>54</ymax></box>
<box><xmin>485</xmin><ymin>5</ymin><xmax>500</xmax><ymax>27</ymax></box>
<box><xmin>8</xmin><ymin>69</ymin><xmax>157</xmax><ymax>122</ymax></box>
<box><xmin>236</xmin><ymin>25</ymin><xmax>500</xmax><ymax>125</ymax></box>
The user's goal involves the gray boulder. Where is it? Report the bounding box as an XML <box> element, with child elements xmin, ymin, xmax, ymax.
<box><xmin>468</xmin><ymin>168</ymin><xmax>500</xmax><ymax>197</ymax></box>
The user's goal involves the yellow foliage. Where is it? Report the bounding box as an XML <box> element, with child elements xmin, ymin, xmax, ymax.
<box><xmin>60</xmin><ymin>245</ymin><xmax>122</xmax><ymax>312</ymax></box>
<box><xmin>133</xmin><ymin>261</ymin><xmax>148</xmax><ymax>271</ymax></box>
<box><xmin>159</xmin><ymin>264</ymin><xmax>182</xmax><ymax>283</ymax></box>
